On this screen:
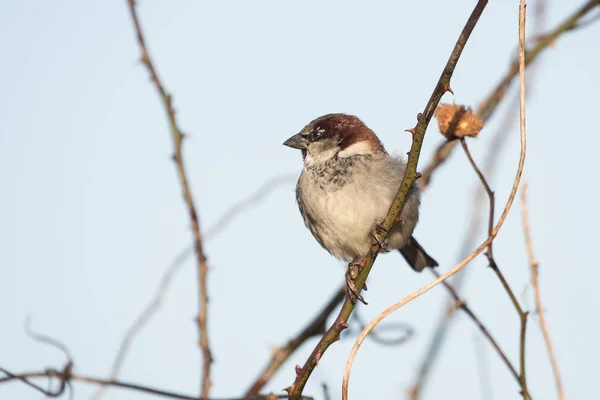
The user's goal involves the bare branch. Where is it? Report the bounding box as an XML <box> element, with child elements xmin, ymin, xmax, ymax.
<box><xmin>521</xmin><ymin>180</ymin><xmax>563</xmax><ymax>399</ymax></box>
<box><xmin>125</xmin><ymin>1</ymin><xmax>212</xmax><ymax>396</ymax></box>
<box><xmin>518</xmin><ymin>4</ymin><xmax>530</xmax><ymax>397</ymax></box>
<box><xmin>288</xmin><ymin>2</ymin><xmax>489</xmax><ymax>399</ymax></box>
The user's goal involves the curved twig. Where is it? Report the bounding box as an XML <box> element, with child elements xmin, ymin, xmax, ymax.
<box><xmin>342</xmin><ymin>6</ymin><xmax>528</xmax><ymax>394</ymax></box>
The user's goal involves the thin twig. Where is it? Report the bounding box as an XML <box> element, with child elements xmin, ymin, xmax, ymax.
<box><xmin>460</xmin><ymin>129</ymin><xmax>532</xmax><ymax>399</ymax></box>
<box><xmin>349</xmin><ymin>309</ymin><xmax>414</xmax><ymax>346</ymax></box>
<box><xmin>457</xmin><ymin>69</ymin><xmax>531</xmax><ymax>399</ymax></box>
<box><xmin>460</xmin><ymin>138</ymin><xmax>495</xmax><ymax>259</ymax></box>
<box><xmin>517</xmin><ymin>3</ymin><xmax>530</xmax><ymax>398</ymax></box>
<box><xmin>0</xmin><ymin>367</ymin><xmax>66</xmax><ymax>398</ymax></box>
<box><xmin>409</xmin><ymin>106</ymin><xmax>515</xmax><ymax>398</ymax></box>
<box><xmin>287</xmin><ymin>2</ymin><xmax>488</xmax><ymax>399</ymax></box>
<box><xmin>408</xmin><ymin>0</ymin><xmax>557</xmax><ymax>395</ymax></box>
<box><xmin>521</xmin><ymin>180</ymin><xmax>563</xmax><ymax>400</ymax></box>
<box><xmin>94</xmin><ymin>175</ymin><xmax>293</xmax><ymax>400</ymax></box>
<box><xmin>125</xmin><ymin>1</ymin><xmax>213</xmax><ymax>397</ymax></box>
<box><xmin>419</xmin><ymin>0</ymin><xmax>600</xmax><ymax>189</ymax></box>
<box><xmin>0</xmin><ymin>369</ymin><xmax>313</xmax><ymax>400</ymax></box>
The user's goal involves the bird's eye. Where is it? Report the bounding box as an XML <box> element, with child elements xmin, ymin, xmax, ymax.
<box><xmin>309</xmin><ymin>129</ymin><xmax>323</xmax><ymax>142</ymax></box>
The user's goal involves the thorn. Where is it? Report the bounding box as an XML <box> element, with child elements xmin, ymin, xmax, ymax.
<box><xmin>444</xmin><ymin>81</ymin><xmax>454</xmax><ymax>95</ymax></box>
<box><xmin>295</xmin><ymin>365</ymin><xmax>302</xmax><ymax>375</ymax></box>
<box><xmin>455</xmin><ymin>298</ymin><xmax>466</xmax><ymax>309</ymax></box>
<box><xmin>283</xmin><ymin>385</ymin><xmax>294</xmax><ymax>395</ymax></box>
<box><xmin>417</xmin><ymin>113</ymin><xmax>423</xmax><ymax>121</ymax></box>
<box><xmin>171</xmin><ymin>154</ymin><xmax>178</xmax><ymax>162</ymax></box>
<box><xmin>415</xmin><ymin>172</ymin><xmax>422</xmax><ymax>180</ymax></box>
<box><xmin>405</xmin><ymin>127</ymin><xmax>416</xmax><ymax>135</ymax></box>
<box><xmin>338</xmin><ymin>322</ymin><xmax>349</xmax><ymax>330</ymax></box>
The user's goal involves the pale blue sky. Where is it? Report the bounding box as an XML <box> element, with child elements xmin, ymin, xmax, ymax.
<box><xmin>1</xmin><ymin>1</ymin><xmax>599</xmax><ymax>399</ymax></box>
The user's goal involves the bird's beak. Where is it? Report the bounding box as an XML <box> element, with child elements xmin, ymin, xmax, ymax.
<box><xmin>283</xmin><ymin>133</ymin><xmax>309</xmax><ymax>150</ymax></box>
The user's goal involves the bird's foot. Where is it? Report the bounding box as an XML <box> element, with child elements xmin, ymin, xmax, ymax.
<box><xmin>372</xmin><ymin>224</ymin><xmax>388</xmax><ymax>248</ymax></box>
<box><xmin>345</xmin><ymin>262</ymin><xmax>368</xmax><ymax>305</ymax></box>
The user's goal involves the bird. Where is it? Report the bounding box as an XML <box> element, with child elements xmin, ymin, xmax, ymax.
<box><xmin>283</xmin><ymin>113</ymin><xmax>438</xmax><ymax>302</ymax></box>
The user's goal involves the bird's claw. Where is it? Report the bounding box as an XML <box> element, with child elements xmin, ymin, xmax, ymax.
<box><xmin>372</xmin><ymin>224</ymin><xmax>388</xmax><ymax>248</ymax></box>
<box><xmin>346</xmin><ymin>264</ymin><xmax>368</xmax><ymax>305</ymax></box>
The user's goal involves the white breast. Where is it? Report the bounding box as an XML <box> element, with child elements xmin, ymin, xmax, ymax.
<box><xmin>297</xmin><ymin>155</ymin><xmax>402</xmax><ymax>262</ymax></box>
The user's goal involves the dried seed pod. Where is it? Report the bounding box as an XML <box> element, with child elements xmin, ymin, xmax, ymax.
<box><xmin>434</xmin><ymin>104</ymin><xmax>484</xmax><ymax>140</ymax></box>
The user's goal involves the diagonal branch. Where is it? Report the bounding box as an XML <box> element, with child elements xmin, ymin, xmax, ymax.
<box><xmin>286</xmin><ymin>1</ymin><xmax>489</xmax><ymax>399</ymax></box>
<box><xmin>125</xmin><ymin>1</ymin><xmax>213</xmax><ymax>397</ymax></box>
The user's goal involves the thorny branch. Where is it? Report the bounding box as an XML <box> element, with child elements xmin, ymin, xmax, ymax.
<box><xmin>521</xmin><ymin>180</ymin><xmax>563</xmax><ymax>400</ymax></box>
<box><xmin>286</xmin><ymin>1</ymin><xmax>489</xmax><ymax>399</ymax></box>
<box><xmin>125</xmin><ymin>0</ymin><xmax>213</xmax><ymax>397</ymax></box>
<box><xmin>419</xmin><ymin>0</ymin><xmax>600</xmax><ymax>189</ymax></box>
<box><xmin>343</xmin><ymin>1</ymin><xmax>532</xmax><ymax>397</ymax></box>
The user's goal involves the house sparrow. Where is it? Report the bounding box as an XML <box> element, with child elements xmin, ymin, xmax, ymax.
<box><xmin>283</xmin><ymin>113</ymin><xmax>438</xmax><ymax>301</ymax></box>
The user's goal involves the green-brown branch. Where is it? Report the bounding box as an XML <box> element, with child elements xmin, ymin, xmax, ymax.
<box><xmin>286</xmin><ymin>1</ymin><xmax>489</xmax><ymax>398</ymax></box>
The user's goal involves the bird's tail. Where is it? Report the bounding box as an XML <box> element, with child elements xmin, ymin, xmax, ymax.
<box><xmin>398</xmin><ymin>236</ymin><xmax>438</xmax><ymax>272</ymax></box>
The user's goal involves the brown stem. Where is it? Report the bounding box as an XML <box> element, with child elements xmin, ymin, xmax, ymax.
<box><xmin>287</xmin><ymin>1</ymin><xmax>489</xmax><ymax>399</ymax></box>
<box><xmin>521</xmin><ymin>181</ymin><xmax>563</xmax><ymax>399</ymax></box>
<box><xmin>460</xmin><ymin>113</ymin><xmax>531</xmax><ymax>399</ymax></box>
<box><xmin>125</xmin><ymin>1</ymin><xmax>213</xmax><ymax>397</ymax></box>
<box><xmin>460</xmin><ymin>138</ymin><xmax>495</xmax><ymax>259</ymax></box>
<box><xmin>517</xmin><ymin>3</ymin><xmax>530</xmax><ymax>397</ymax></box>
